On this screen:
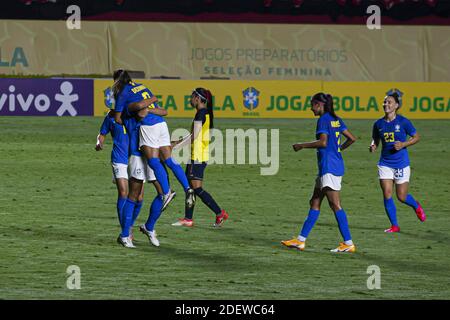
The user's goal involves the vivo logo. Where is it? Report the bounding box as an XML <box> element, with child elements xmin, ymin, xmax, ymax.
<box><xmin>0</xmin><ymin>81</ymin><xmax>79</xmax><ymax>116</ymax></box>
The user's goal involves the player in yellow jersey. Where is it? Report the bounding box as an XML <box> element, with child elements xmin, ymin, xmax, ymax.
<box><xmin>171</xmin><ymin>88</ymin><xmax>229</xmax><ymax>227</ymax></box>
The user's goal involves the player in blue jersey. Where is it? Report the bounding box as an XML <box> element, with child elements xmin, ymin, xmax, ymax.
<box><xmin>170</xmin><ymin>88</ymin><xmax>229</xmax><ymax>227</ymax></box>
<box><xmin>95</xmin><ymin>109</ymin><xmax>130</xmax><ymax>235</ymax></box>
<box><xmin>124</xmin><ymin>116</ymin><xmax>166</xmax><ymax>248</ymax></box>
<box><xmin>96</xmin><ymin>108</ymin><xmax>158</xmax><ymax>247</ymax></box>
<box><xmin>112</xmin><ymin>70</ymin><xmax>194</xmax><ymax>215</ymax></box>
<box><xmin>281</xmin><ymin>92</ymin><xmax>357</xmax><ymax>253</ymax></box>
<box><xmin>369</xmin><ymin>89</ymin><xmax>426</xmax><ymax>233</ymax></box>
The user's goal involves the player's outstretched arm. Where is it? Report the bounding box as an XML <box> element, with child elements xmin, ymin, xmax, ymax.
<box><xmin>293</xmin><ymin>134</ymin><xmax>328</xmax><ymax>151</ymax></box>
<box><xmin>340</xmin><ymin>129</ymin><xmax>357</xmax><ymax>151</ymax></box>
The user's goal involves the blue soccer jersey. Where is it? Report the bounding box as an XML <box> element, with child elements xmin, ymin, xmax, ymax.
<box><xmin>114</xmin><ymin>82</ymin><xmax>164</xmax><ymax>126</ymax></box>
<box><xmin>372</xmin><ymin>115</ymin><xmax>416</xmax><ymax>169</ymax></box>
<box><xmin>316</xmin><ymin>112</ymin><xmax>347</xmax><ymax>176</ymax></box>
<box><xmin>99</xmin><ymin>113</ymin><xmax>129</xmax><ymax>165</ymax></box>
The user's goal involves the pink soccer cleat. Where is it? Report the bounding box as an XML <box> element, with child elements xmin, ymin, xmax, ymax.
<box><xmin>415</xmin><ymin>202</ymin><xmax>427</xmax><ymax>222</ymax></box>
<box><xmin>384</xmin><ymin>225</ymin><xmax>400</xmax><ymax>233</ymax></box>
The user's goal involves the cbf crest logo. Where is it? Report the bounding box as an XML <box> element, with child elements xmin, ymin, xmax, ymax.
<box><xmin>243</xmin><ymin>87</ymin><xmax>260</xmax><ymax>111</ymax></box>
<box><xmin>395</xmin><ymin>124</ymin><xmax>401</xmax><ymax>132</ymax></box>
<box><xmin>104</xmin><ymin>87</ymin><xmax>115</xmax><ymax>109</ymax></box>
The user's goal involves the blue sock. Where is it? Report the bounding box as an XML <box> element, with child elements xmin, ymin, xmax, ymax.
<box><xmin>404</xmin><ymin>194</ymin><xmax>419</xmax><ymax>210</ymax></box>
<box><xmin>335</xmin><ymin>209</ymin><xmax>352</xmax><ymax>242</ymax></box>
<box><xmin>117</xmin><ymin>197</ymin><xmax>127</xmax><ymax>228</ymax></box>
<box><xmin>131</xmin><ymin>200</ymin><xmax>143</xmax><ymax>227</ymax></box>
<box><xmin>165</xmin><ymin>157</ymin><xmax>190</xmax><ymax>191</ymax></box>
<box><xmin>384</xmin><ymin>197</ymin><xmax>398</xmax><ymax>226</ymax></box>
<box><xmin>120</xmin><ymin>199</ymin><xmax>136</xmax><ymax>238</ymax></box>
<box><xmin>148</xmin><ymin>158</ymin><xmax>170</xmax><ymax>194</ymax></box>
<box><xmin>145</xmin><ymin>194</ymin><xmax>164</xmax><ymax>231</ymax></box>
<box><xmin>299</xmin><ymin>209</ymin><xmax>320</xmax><ymax>239</ymax></box>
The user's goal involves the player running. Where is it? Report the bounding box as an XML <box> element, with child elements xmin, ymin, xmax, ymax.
<box><xmin>112</xmin><ymin>70</ymin><xmax>194</xmax><ymax>213</ymax></box>
<box><xmin>281</xmin><ymin>92</ymin><xmax>357</xmax><ymax>253</ymax></box>
<box><xmin>369</xmin><ymin>89</ymin><xmax>426</xmax><ymax>233</ymax></box>
<box><xmin>170</xmin><ymin>88</ymin><xmax>229</xmax><ymax>227</ymax></box>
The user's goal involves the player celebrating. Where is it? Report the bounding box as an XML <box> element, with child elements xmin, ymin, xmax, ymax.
<box><xmin>369</xmin><ymin>89</ymin><xmax>426</xmax><ymax>233</ymax></box>
<box><xmin>112</xmin><ymin>69</ymin><xmax>194</xmax><ymax>212</ymax></box>
<box><xmin>95</xmin><ymin>109</ymin><xmax>129</xmax><ymax>236</ymax></box>
<box><xmin>281</xmin><ymin>92</ymin><xmax>357</xmax><ymax>253</ymax></box>
<box><xmin>170</xmin><ymin>88</ymin><xmax>229</xmax><ymax>227</ymax></box>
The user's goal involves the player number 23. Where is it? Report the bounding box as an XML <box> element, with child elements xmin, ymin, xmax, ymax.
<box><xmin>383</xmin><ymin>132</ymin><xmax>395</xmax><ymax>142</ymax></box>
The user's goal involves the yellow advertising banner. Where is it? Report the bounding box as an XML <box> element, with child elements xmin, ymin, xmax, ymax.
<box><xmin>1</xmin><ymin>20</ymin><xmax>449</xmax><ymax>82</ymax></box>
<box><xmin>94</xmin><ymin>80</ymin><xmax>450</xmax><ymax>119</ymax></box>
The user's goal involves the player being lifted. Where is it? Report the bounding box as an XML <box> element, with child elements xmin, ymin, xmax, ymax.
<box><xmin>112</xmin><ymin>70</ymin><xmax>195</xmax><ymax>213</ymax></box>
<box><xmin>369</xmin><ymin>89</ymin><xmax>426</xmax><ymax>233</ymax></box>
<box><xmin>281</xmin><ymin>92</ymin><xmax>357</xmax><ymax>253</ymax></box>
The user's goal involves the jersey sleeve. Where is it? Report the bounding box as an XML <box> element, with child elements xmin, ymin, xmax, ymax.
<box><xmin>99</xmin><ymin>115</ymin><xmax>111</xmax><ymax>135</ymax></box>
<box><xmin>403</xmin><ymin>118</ymin><xmax>417</xmax><ymax>136</ymax></box>
<box><xmin>316</xmin><ymin>116</ymin><xmax>329</xmax><ymax>136</ymax></box>
<box><xmin>372</xmin><ymin>121</ymin><xmax>380</xmax><ymax>141</ymax></box>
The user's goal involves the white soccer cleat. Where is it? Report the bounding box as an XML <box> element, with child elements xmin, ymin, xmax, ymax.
<box><xmin>117</xmin><ymin>236</ymin><xmax>135</xmax><ymax>248</ymax></box>
<box><xmin>162</xmin><ymin>190</ymin><xmax>176</xmax><ymax>211</ymax></box>
<box><xmin>139</xmin><ymin>224</ymin><xmax>160</xmax><ymax>247</ymax></box>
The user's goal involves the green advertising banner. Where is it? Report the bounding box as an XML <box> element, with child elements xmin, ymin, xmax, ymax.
<box><xmin>94</xmin><ymin>80</ymin><xmax>450</xmax><ymax>119</ymax></box>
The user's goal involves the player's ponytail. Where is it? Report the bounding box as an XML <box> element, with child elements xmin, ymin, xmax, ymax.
<box><xmin>324</xmin><ymin>94</ymin><xmax>337</xmax><ymax>119</ymax></box>
<box><xmin>112</xmin><ymin>69</ymin><xmax>132</xmax><ymax>100</ymax></box>
<box><xmin>205</xmin><ymin>89</ymin><xmax>214</xmax><ymax>129</ymax></box>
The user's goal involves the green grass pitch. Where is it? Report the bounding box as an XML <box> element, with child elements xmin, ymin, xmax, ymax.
<box><xmin>0</xmin><ymin>117</ymin><xmax>449</xmax><ymax>299</ymax></box>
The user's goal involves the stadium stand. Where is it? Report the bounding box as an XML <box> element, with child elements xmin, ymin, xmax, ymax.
<box><xmin>3</xmin><ymin>0</ymin><xmax>450</xmax><ymax>24</ymax></box>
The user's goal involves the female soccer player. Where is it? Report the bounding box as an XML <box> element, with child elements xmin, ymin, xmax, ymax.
<box><xmin>281</xmin><ymin>92</ymin><xmax>357</xmax><ymax>253</ymax></box>
<box><xmin>170</xmin><ymin>88</ymin><xmax>229</xmax><ymax>227</ymax></box>
<box><xmin>95</xmin><ymin>109</ymin><xmax>129</xmax><ymax>233</ymax></box>
<box><xmin>96</xmin><ymin>107</ymin><xmax>163</xmax><ymax>248</ymax></box>
<box><xmin>122</xmin><ymin>116</ymin><xmax>165</xmax><ymax>248</ymax></box>
<box><xmin>112</xmin><ymin>70</ymin><xmax>194</xmax><ymax>212</ymax></box>
<box><xmin>369</xmin><ymin>90</ymin><xmax>426</xmax><ymax>233</ymax></box>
